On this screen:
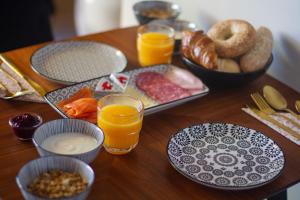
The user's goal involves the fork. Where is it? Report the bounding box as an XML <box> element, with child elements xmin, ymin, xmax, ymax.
<box><xmin>2</xmin><ymin>90</ymin><xmax>33</xmax><ymax>100</ymax></box>
<box><xmin>251</xmin><ymin>92</ymin><xmax>300</xmax><ymax>129</ymax></box>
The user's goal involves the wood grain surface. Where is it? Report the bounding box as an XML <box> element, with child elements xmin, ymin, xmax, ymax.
<box><xmin>0</xmin><ymin>27</ymin><xmax>299</xmax><ymax>200</ymax></box>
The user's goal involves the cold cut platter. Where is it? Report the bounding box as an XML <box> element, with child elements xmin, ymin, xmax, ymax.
<box><xmin>44</xmin><ymin>64</ymin><xmax>209</xmax><ymax>122</ymax></box>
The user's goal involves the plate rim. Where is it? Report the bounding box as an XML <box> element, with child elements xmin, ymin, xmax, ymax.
<box><xmin>166</xmin><ymin>122</ymin><xmax>285</xmax><ymax>191</ymax></box>
<box><xmin>30</xmin><ymin>40</ymin><xmax>127</xmax><ymax>85</ymax></box>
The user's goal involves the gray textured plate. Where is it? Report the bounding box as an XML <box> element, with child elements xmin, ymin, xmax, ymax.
<box><xmin>167</xmin><ymin>123</ymin><xmax>285</xmax><ymax>190</ymax></box>
<box><xmin>44</xmin><ymin>64</ymin><xmax>209</xmax><ymax>117</ymax></box>
<box><xmin>31</xmin><ymin>41</ymin><xmax>127</xmax><ymax>84</ymax></box>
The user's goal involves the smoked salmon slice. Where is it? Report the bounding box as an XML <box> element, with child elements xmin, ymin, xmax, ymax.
<box><xmin>57</xmin><ymin>87</ymin><xmax>93</xmax><ymax>109</ymax></box>
<box><xmin>57</xmin><ymin>87</ymin><xmax>97</xmax><ymax>123</ymax></box>
<box><xmin>64</xmin><ymin>98</ymin><xmax>97</xmax><ymax>117</ymax></box>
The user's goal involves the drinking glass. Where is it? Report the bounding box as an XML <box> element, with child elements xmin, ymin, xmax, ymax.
<box><xmin>137</xmin><ymin>24</ymin><xmax>175</xmax><ymax>67</ymax></box>
<box><xmin>97</xmin><ymin>94</ymin><xmax>144</xmax><ymax>155</ymax></box>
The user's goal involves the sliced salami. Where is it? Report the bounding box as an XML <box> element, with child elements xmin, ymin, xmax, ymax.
<box><xmin>136</xmin><ymin>72</ymin><xmax>191</xmax><ymax>104</ymax></box>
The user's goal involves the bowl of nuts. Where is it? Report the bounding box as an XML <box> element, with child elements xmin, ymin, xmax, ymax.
<box><xmin>16</xmin><ymin>156</ymin><xmax>94</xmax><ymax>200</ymax></box>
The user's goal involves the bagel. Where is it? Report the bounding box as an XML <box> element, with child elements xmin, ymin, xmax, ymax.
<box><xmin>208</xmin><ymin>19</ymin><xmax>256</xmax><ymax>58</ymax></box>
<box><xmin>217</xmin><ymin>58</ymin><xmax>240</xmax><ymax>73</ymax></box>
<box><xmin>240</xmin><ymin>27</ymin><xmax>273</xmax><ymax>72</ymax></box>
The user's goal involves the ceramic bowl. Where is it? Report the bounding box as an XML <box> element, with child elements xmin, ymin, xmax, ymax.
<box><xmin>9</xmin><ymin>112</ymin><xmax>43</xmax><ymax>141</ymax></box>
<box><xmin>16</xmin><ymin>156</ymin><xmax>94</xmax><ymax>200</ymax></box>
<box><xmin>33</xmin><ymin>119</ymin><xmax>104</xmax><ymax>163</ymax></box>
<box><xmin>182</xmin><ymin>55</ymin><xmax>273</xmax><ymax>88</ymax></box>
<box><xmin>133</xmin><ymin>1</ymin><xmax>181</xmax><ymax>25</ymax></box>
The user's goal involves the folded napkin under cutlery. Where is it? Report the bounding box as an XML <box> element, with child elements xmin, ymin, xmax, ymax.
<box><xmin>243</xmin><ymin>107</ymin><xmax>300</xmax><ymax>145</ymax></box>
<box><xmin>0</xmin><ymin>62</ymin><xmax>45</xmax><ymax>103</ymax></box>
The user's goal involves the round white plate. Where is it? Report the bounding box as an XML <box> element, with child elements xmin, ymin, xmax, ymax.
<box><xmin>167</xmin><ymin>123</ymin><xmax>285</xmax><ymax>190</ymax></box>
<box><xmin>31</xmin><ymin>41</ymin><xmax>127</xmax><ymax>84</ymax></box>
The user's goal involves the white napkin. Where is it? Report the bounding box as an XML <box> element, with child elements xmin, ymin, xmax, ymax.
<box><xmin>0</xmin><ymin>62</ymin><xmax>45</xmax><ymax>103</ymax></box>
<box><xmin>243</xmin><ymin>108</ymin><xmax>300</xmax><ymax>145</ymax></box>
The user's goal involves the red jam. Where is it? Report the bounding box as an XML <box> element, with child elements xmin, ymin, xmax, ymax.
<box><xmin>9</xmin><ymin>113</ymin><xmax>42</xmax><ymax>140</ymax></box>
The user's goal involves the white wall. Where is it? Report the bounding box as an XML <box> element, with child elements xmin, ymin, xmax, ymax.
<box><xmin>75</xmin><ymin>0</ymin><xmax>122</xmax><ymax>35</ymax></box>
<box><xmin>121</xmin><ymin>0</ymin><xmax>300</xmax><ymax>92</ymax></box>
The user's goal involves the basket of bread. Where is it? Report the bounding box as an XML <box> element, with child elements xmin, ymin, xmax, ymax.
<box><xmin>181</xmin><ymin>19</ymin><xmax>273</xmax><ymax>87</ymax></box>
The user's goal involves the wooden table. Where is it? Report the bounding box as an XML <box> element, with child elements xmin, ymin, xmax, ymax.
<box><xmin>0</xmin><ymin>27</ymin><xmax>300</xmax><ymax>200</ymax></box>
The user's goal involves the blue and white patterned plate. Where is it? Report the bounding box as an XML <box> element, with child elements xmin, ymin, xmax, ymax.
<box><xmin>31</xmin><ymin>41</ymin><xmax>127</xmax><ymax>84</ymax></box>
<box><xmin>167</xmin><ymin>123</ymin><xmax>285</xmax><ymax>190</ymax></box>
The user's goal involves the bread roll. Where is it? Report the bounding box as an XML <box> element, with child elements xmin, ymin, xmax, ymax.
<box><xmin>240</xmin><ymin>27</ymin><xmax>273</xmax><ymax>72</ymax></box>
<box><xmin>208</xmin><ymin>19</ymin><xmax>256</xmax><ymax>58</ymax></box>
<box><xmin>217</xmin><ymin>58</ymin><xmax>240</xmax><ymax>73</ymax></box>
<box><xmin>0</xmin><ymin>68</ymin><xmax>21</xmax><ymax>94</ymax></box>
<box><xmin>1</xmin><ymin>63</ymin><xmax>45</xmax><ymax>103</ymax></box>
<box><xmin>0</xmin><ymin>83</ymin><xmax>7</xmax><ymax>97</ymax></box>
<box><xmin>181</xmin><ymin>30</ymin><xmax>218</xmax><ymax>69</ymax></box>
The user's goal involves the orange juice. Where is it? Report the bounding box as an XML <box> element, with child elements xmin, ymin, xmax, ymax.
<box><xmin>137</xmin><ymin>32</ymin><xmax>174</xmax><ymax>66</ymax></box>
<box><xmin>98</xmin><ymin>104</ymin><xmax>143</xmax><ymax>155</ymax></box>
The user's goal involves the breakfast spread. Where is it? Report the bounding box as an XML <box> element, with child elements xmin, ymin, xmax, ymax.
<box><xmin>182</xmin><ymin>19</ymin><xmax>273</xmax><ymax>73</ymax></box>
<box><xmin>28</xmin><ymin>170</ymin><xmax>88</xmax><ymax>199</ymax></box>
<box><xmin>6</xmin><ymin>5</ymin><xmax>292</xmax><ymax>198</ymax></box>
<box><xmin>41</xmin><ymin>133</ymin><xmax>98</xmax><ymax>155</ymax></box>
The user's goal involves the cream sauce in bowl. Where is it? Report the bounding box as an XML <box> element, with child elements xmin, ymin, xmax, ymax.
<box><xmin>41</xmin><ymin>133</ymin><xmax>98</xmax><ymax>155</ymax></box>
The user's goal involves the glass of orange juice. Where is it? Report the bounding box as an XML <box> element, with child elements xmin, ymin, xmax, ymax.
<box><xmin>97</xmin><ymin>94</ymin><xmax>144</xmax><ymax>155</ymax></box>
<box><xmin>137</xmin><ymin>24</ymin><xmax>175</xmax><ymax>67</ymax></box>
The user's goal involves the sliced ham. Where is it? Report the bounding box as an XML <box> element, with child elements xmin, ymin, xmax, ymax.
<box><xmin>164</xmin><ymin>67</ymin><xmax>204</xmax><ymax>93</ymax></box>
<box><xmin>136</xmin><ymin>72</ymin><xmax>191</xmax><ymax>104</ymax></box>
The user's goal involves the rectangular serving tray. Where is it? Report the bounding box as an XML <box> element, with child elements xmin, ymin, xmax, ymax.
<box><xmin>44</xmin><ymin>64</ymin><xmax>209</xmax><ymax>117</ymax></box>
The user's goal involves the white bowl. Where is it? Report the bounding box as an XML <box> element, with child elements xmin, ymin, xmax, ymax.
<box><xmin>33</xmin><ymin>119</ymin><xmax>104</xmax><ymax>163</ymax></box>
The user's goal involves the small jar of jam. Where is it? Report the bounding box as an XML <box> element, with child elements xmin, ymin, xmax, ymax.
<box><xmin>9</xmin><ymin>113</ymin><xmax>43</xmax><ymax>141</ymax></box>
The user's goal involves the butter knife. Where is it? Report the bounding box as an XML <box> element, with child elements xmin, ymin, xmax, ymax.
<box><xmin>0</xmin><ymin>53</ymin><xmax>46</xmax><ymax>96</ymax></box>
<box><xmin>247</xmin><ymin>105</ymin><xmax>300</xmax><ymax>140</ymax></box>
